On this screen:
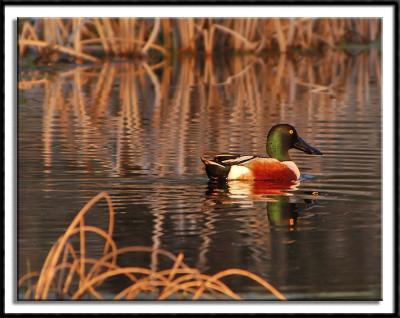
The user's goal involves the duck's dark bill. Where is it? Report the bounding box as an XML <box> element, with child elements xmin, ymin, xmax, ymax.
<box><xmin>293</xmin><ymin>137</ymin><xmax>323</xmax><ymax>155</ymax></box>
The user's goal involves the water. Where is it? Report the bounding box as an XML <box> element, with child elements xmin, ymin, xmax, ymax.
<box><xmin>18</xmin><ymin>50</ymin><xmax>381</xmax><ymax>300</ymax></box>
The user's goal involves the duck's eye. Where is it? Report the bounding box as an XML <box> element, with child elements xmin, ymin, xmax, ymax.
<box><xmin>289</xmin><ymin>129</ymin><xmax>294</xmax><ymax>134</ymax></box>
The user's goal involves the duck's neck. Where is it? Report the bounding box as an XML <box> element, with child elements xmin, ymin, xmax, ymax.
<box><xmin>266</xmin><ymin>139</ymin><xmax>291</xmax><ymax>161</ymax></box>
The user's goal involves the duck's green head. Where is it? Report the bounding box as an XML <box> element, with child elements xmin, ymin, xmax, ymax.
<box><xmin>266</xmin><ymin>124</ymin><xmax>322</xmax><ymax>161</ymax></box>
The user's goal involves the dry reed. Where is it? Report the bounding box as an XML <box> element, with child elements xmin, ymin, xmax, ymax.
<box><xmin>18</xmin><ymin>191</ymin><xmax>286</xmax><ymax>300</ymax></box>
<box><xmin>18</xmin><ymin>18</ymin><xmax>381</xmax><ymax>62</ymax></box>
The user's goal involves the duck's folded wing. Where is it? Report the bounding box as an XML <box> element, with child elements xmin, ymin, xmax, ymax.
<box><xmin>220</xmin><ymin>155</ymin><xmax>256</xmax><ymax>165</ymax></box>
<box><xmin>214</xmin><ymin>154</ymin><xmax>241</xmax><ymax>164</ymax></box>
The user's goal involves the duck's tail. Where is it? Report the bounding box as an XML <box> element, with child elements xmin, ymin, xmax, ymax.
<box><xmin>200</xmin><ymin>157</ymin><xmax>231</xmax><ymax>180</ymax></box>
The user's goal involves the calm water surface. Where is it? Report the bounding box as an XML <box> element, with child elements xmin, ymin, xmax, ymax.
<box><xmin>18</xmin><ymin>50</ymin><xmax>381</xmax><ymax>300</ymax></box>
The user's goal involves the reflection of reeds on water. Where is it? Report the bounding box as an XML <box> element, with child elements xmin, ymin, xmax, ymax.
<box><xmin>18</xmin><ymin>51</ymin><xmax>380</xmax><ymax>275</ymax></box>
<box><xmin>18</xmin><ymin>192</ymin><xmax>286</xmax><ymax>300</ymax></box>
<box><xmin>18</xmin><ymin>49</ymin><xmax>381</xmax><ymax>177</ymax></box>
<box><xmin>18</xmin><ymin>18</ymin><xmax>380</xmax><ymax>62</ymax></box>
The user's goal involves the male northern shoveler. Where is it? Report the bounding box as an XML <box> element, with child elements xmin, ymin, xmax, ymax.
<box><xmin>201</xmin><ymin>124</ymin><xmax>322</xmax><ymax>182</ymax></box>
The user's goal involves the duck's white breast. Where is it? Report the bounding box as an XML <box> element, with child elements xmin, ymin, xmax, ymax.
<box><xmin>282</xmin><ymin>161</ymin><xmax>301</xmax><ymax>179</ymax></box>
<box><xmin>227</xmin><ymin>165</ymin><xmax>254</xmax><ymax>180</ymax></box>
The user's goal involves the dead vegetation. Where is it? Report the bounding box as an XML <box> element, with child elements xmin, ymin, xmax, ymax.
<box><xmin>18</xmin><ymin>18</ymin><xmax>380</xmax><ymax>62</ymax></box>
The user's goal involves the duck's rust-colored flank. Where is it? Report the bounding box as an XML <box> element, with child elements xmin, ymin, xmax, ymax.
<box><xmin>247</xmin><ymin>160</ymin><xmax>298</xmax><ymax>181</ymax></box>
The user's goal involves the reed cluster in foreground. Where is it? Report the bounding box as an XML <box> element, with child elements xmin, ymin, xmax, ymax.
<box><xmin>18</xmin><ymin>192</ymin><xmax>286</xmax><ymax>300</ymax></box>
<box><xmin>18</xmin><ymin>18</ymin><xmax>380</xmax><ymax>62</ymax></box>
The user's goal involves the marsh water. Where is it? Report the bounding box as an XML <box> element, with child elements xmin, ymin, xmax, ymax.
<box><xmin>18</xmin><ymin>50</ymin><xmax>381</xmax><ymax>300</ymax></box>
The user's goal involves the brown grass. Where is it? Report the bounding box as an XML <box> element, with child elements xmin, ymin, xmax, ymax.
<box><xmin>18</xmin><ymin>191</ymin><xmax>286</xmax><ymax>300</ymax></box>
<box><xmin>18</xmin><ymin>18</ymin><xmax>381</xmax><ymax>62</ymax></box>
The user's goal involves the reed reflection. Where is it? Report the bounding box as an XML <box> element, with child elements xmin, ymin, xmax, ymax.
<box><xmin>18</xmin><ymin>50</ymin><xmax>381</xmax><ymax>181</ymax></box>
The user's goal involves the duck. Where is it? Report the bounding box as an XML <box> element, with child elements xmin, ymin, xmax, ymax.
<box><xmin>201</xmin><ymin>124</ymin><xmax>322</xmax><ymax>182</ymax></box>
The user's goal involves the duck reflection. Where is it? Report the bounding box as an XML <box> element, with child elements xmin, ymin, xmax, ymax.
<box><xmin>268</xmin><ymin>200</ymin><xmax>299</xmax><ymax>228</ymax></box>
<box><xmin>200</xmin><ymin>180</ymin><xmax>320</xmax><ymax>276</ymax></box>
<box><xmin>205</xmin><ymin>180</ymin><xmax>319</xmax><ymax>229</ymax></box>
<box><xmin>267</xmin><ymin>192</ymin><xmax>319</xmax><ymax>228</ymax></box>
<box><xmin>205</xmin><ymin>179</ymin><xmax>298</xmax><ymax>205</ymax></box>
